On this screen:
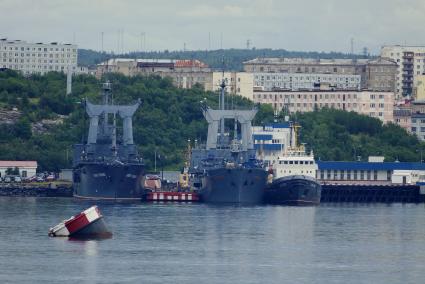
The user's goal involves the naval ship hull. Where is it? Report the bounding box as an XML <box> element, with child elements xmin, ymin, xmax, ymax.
<box><xmin>264</xmin><ymin>175</ymin><xmax>321</xmax><ymax>205</ymax></box>
<box><xmin>73</xmin><ymin>162</ymin><xmax>145</xmax><ymax>200</ymax></box>
<box><xmin>201</xmin><ymin>167</ymin><xmax>267</xmax><ymax>203</ymax></box>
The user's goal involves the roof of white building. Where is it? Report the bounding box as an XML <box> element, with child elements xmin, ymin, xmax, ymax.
<box><xmin>0</xmin><ymin>161</ymin><xmax>37</xmax><ymax>168</ymax></box>
<box><xmin>244</xmin><ymin>57</ymin><xmax>396</xmax><ymax>66</ymax></box>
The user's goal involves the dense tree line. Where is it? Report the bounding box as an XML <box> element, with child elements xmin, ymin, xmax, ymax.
<box><xmin>295</xmin><ymin>108</ymin><xmax>425</xmax><ymax>162</ymax></box>
<box><xmin>78</xmin><ymin>48</ymin><xmax>368</xmax><ymax>71</ymax></box>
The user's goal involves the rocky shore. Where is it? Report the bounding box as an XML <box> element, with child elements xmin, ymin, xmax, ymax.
<box><xmin>0</xmin><ymin>184</ymin><xmax>73</xmax><ymax>197</ymax></box>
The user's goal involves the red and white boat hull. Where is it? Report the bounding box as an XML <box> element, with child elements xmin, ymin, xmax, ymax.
<box><xmin>49</xmin><ymin>205</ymin><xmax>110</xmax><ymax>237</ymax></box>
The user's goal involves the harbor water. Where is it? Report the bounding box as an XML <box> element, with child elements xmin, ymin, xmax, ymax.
<box><xmin>0</xmin><ymin>198</ymin><xmax>424</xmax><ymax>283</ymax></box>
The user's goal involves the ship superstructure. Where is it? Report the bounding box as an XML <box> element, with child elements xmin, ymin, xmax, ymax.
<box><xmin>73</xmin><ymin>82</ymin><xmax>145</xmax><ymax>200</ymax></box>
<box><xmin>190</xmin><ymin>78</ymin><xmax>267</xmax><ymax>203</ymax></box>
<box><xmin>264</xmin><ymin>122</ymin><xmax>322</xmax><ymax>205</ymax></box>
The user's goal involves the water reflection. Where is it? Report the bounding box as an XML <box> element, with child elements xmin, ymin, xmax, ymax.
<box><xmin>0</xmin><ymin>198</ymin><xmax>424</xmax><ymax>283</ymax></box>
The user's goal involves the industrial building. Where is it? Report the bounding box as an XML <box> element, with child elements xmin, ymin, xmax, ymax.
<box><xmin>317</xmin><ymin>160</ymin><xmax>425</xmax><ymax>185</ymax></box>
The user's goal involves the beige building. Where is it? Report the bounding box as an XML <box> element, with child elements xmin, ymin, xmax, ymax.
<box><xmin>96</xmin><ymin>58</ymin><xmax>253</xmax><ymax>99</ymax></box>
<box><xmin>381</xmin><ymin>45</ymin><xmax>425</xmax><ymax>98</ymax></box>
<box><xmin>414</xmin><ymin>75</ymin><xmax>425</xmax><ymax>101</ymax></box>
<box><xmin>243</xmin><ymin>57</ymin><xmax>397</xmax><ymax>92</ymax></box>
<box><xmin>253</xmin><ymin>90</ymin><xmax>394</xmax><ymax>123</ymax></box>
<box><xmin>208</xmin><ymin>72</ymin><xmax>253</xmax><ymax>100</ymax></box>
<box><xmin>393</xmin><ymin>108</ymin><xmax>412</xmax><ymax>132</ymax></box>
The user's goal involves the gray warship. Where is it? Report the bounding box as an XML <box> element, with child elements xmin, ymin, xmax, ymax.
<box><xmin>190</xmin><ymin>79</ymin><xmax>267</xmax><ymax>203</ymax></box>
<box><xmin>73</xmin><ymin>82</ymin><xmax>145</xmax><ymax>200</ymax></box>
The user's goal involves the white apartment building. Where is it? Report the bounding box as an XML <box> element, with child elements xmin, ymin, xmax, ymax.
<box><xmin>381</xmin><ymin>45</ymin><xmax>425</xmax><ymax>98</ymax></box>
<box><xmin>253</xmin><ymin>72</ymin><xmax>361</xmax><ymax>91</ymax></box>
<box><xmin>0</xmin><ymin>38</ymin><xmax>78</xmax><ymax>75</ymax></box>
<box><xmin>253</xmin><ymin>90</ymin><xmax>394</xmax><ymax>123</ymax></box>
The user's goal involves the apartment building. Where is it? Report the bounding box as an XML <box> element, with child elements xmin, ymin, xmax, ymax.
<box><xmin>253</xmin><ymin>72</ymin><xmax>361</xmax><ymax>91</ymax></box>
<box><xmin>253</xmin><ymin>90</ymin><xmax>394</xmax><ymax>123</ymax></box>
<box><xmin>393</xmin><ymin>108</ymin><xmax>412</xmax><ymax>132</ymax></box>
<box><xmin>96</xmin><ymin>58</ymin><xmax>253</xmax><ymax>99</ymax></box>
<box><xmin>243</xmin><ymin>57</ymin><xmax>397</xmax><ymax>92</ymax></box>
<box><xmin>410</xmin><ymin>113</ymin><xmax>425</xmax><ymax>141</ymax></box>
<box><xmin>0</xmin><ymin>38</ymin><xmax>77</xmax><ymax>75</ymax></box>
<box><xmin>381</xmin><ymin>45</ymin><xmax>425</xmax><ymax>98</ymax></box>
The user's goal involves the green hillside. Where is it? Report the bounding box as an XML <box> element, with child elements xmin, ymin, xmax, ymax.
<box><xmin>295</xmin><ymin>109</ymin><xmax>425</xmax><ymax>162</ymax></box>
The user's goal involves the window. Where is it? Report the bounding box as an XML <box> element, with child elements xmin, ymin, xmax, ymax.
<box><xmin>333</xmin><ymin>170</ymin><xmax>338</xmax><ymax>180</ymax></box>
<box><xmin>347</xmin><ymin>171</ymin><xmax>351</xmax><ymax>180</ymax></box>
<box><xmin>327</xmin><ymin>171</ymin><xmax>331</xmax><ymax>179</ymax></box>
<box><xmin>340</xmin><ymin>170</ymin><xmax>345</xmax><ymax>180</ymax></box>
<box><xmin>354</xmin><ymin>170</ymin><xmax>358</xmax><ymax>180</ymax></box>
<box><xmin>320</xmin><ymin>170</ymin><xmax>324</xmax><ymax>179</ymax></box>
<box><xmin>387</xmin><ymin>170</ymin><xmax>391</xmax><ymax>181</ymax></box>
<box><xmin>360</xmin><ymin>170</ymin><xmax>364</xmax><ymax>180</ymax></box>
<box><xmin>367</xmin><ymin>171</ymin><xmax>371</xmax><ymax>180</ymax></box>
<box><xmin>374</xmin><ymin>170</ymin><xmax>378</xmax><ymax>180</ymax></box>
<box><xmin>412</xmin><ymin>127</ymin><xmax>417</xmax><ymax>132</ymax></box>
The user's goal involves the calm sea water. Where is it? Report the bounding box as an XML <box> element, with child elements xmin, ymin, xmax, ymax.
<box><xmin>0</xmin><ymin>198</ymin><xmax>424</xmax><ymax>284</ymax></box>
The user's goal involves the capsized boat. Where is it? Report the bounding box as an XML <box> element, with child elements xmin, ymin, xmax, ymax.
<box><xmin>48</xmin><ymin>205</ymin><xmax>112</xmax><ymax>238</ymax></box>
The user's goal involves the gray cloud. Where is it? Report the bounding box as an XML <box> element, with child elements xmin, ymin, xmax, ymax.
<box><xmin>1</xmin><ymin>0</ymin><xmax>424</xmax><ymax>54</ymax></box>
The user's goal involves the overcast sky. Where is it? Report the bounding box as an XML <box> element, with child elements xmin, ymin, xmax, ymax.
<box><xmin>1</xmin><ymin>0</ymin><xmax>425</xmax><ymax>54</ymax></box>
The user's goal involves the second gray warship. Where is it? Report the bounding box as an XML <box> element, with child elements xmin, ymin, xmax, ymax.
<box><xmin>190</xmin><ymin>79</ymin><xmax>267</xmax><ymax>203</ymax></box>
<box><xmin>73</xmin><ymin>82</ymin><xmax>145</xmax><ymax>200</ymax></box>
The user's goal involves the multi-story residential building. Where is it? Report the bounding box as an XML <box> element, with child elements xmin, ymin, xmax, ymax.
<box><xmin>0</xmin><ymin>38</ymin><xmax>77</xmax><ymax>75</ymax></box>
<box><xmin>243</xmin><ymin>57</ymin><xmax>397</xmax><ymax>92</ymax></box>
<box><xmin>393</xmin><ymin>108</ymin><xmax>412</xmax><ymax>132</ymax></box>
<box><xmin>96</xmin><ymin>58</ymin><xmax>253</xmax><ymax>99</ymax></box>
<box><xmin>410</xmin><ymin>113</ymin><xmax>425</xmax><ymax>141</ymax></box>
<box><xmin>381</xmin><ymin>45</ymin><xmax>425</xmax><ymax>98</ymax></box>
<box><xmin>253</xmin><ymin>72</ymin><xmax>361</xmax><ymax>91</ymax></box>
<box><xmin>207</xmin><ymin>72</ymin><xmax>253</xmax><ymax>100</ymax></box>
<box><xmin>414</xmin><ymin>74</ymin><xmax>425</xmax><ymax>101</ymax></box>
<box><xmin>253</xmin><ymin>90</ymin><xmax>394</xmax><ymax>123</ymax></box>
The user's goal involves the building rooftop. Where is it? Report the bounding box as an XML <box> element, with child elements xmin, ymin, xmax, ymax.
<box><xmin>318</xmin><ymin>161</ymin><xmax>425</xmax><ymax>171</ymax></box>
<box><xmin>243</xmin><ymin>57</ymin><xmax>396</xmax><ymax>66</ymax></box>
<box><xmin>0</xmin><ymin>161</ymin><xmax>37</xmax><ymax>168</ymax></box>
<box><xmin>0</xmin><ymin>38</ymin><xmax>75</xmax><ymax>46</ymax></box>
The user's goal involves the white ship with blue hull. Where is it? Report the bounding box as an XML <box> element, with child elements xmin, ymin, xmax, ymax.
<box><xmin>263</xmin><ymin>123</ymin><xmax>321</xmax><ymax>205</ymax></box>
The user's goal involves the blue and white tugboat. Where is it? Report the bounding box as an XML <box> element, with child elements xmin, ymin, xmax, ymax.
<box><xmin>190</xmin><ymin>78</ymin><xmax>267</xmax><ymax>203</ymax></box>
<box><xmin>72</xmin><ymin>82</ymin><xmax>145</xmax><ymax>200</ymax></box>
<box><xmin>264</xmin><ymin>124</ymin><xmax>321</xmax><ymax>205</ymax></box>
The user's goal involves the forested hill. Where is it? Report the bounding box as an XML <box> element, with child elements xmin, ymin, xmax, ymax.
<box><xmin>295</xmin><ymin>109</ymin><xmax>425</xmax><ymax>162</ymax></box>
<box><xmin>0</xmin><ymin>69</ymin><xmax>423</xmax><ymax>172</ymax></box>
<box><xmin>78</xmin><ymin>48</ymin><xmax>367</xmax><ymax>71</ymax></box>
